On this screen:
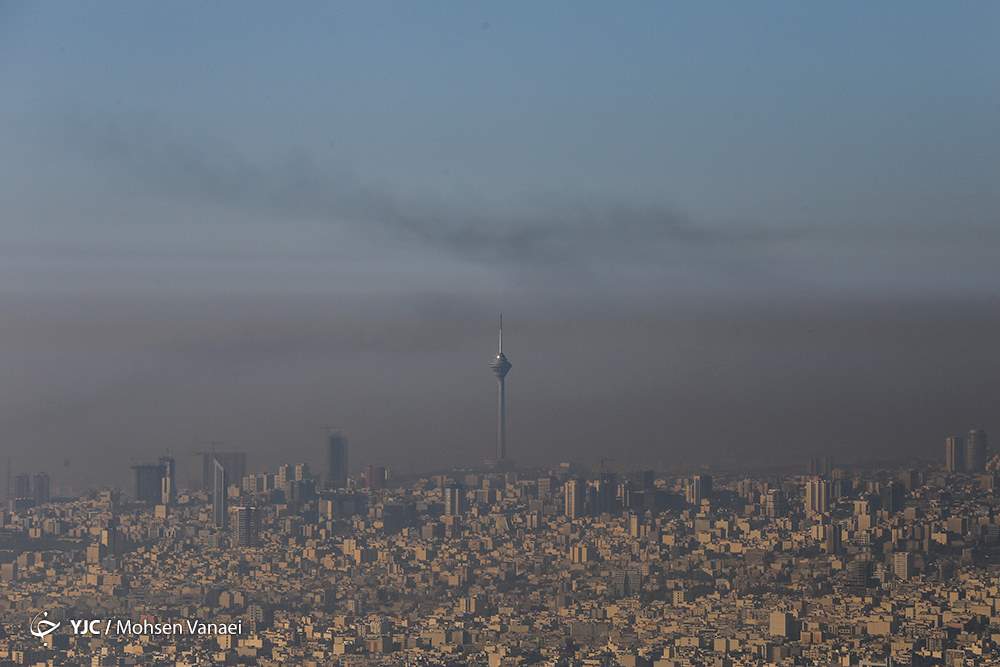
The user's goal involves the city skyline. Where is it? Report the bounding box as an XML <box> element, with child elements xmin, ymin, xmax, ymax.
<box><xmin>10</xmin><ymin>421</ymin><xmax>996</xmax><ymax>505</ymax></box>
<box><xmin>5</xmin><ymin>423</ymin><xmax>1000</xmax><ymax>665</ymax></box>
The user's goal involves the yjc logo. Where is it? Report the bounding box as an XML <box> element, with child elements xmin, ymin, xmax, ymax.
<box><xmin>69</xmin><ymin>619</ymin><xmax>105</xmax><ymax>635</ymax></box>
<box><xmin>29</xmin><ymin>611</ymin><xmax>60</xmax><ymax>640</ymax></box>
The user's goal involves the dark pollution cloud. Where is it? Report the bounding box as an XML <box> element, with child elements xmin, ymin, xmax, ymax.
<box><xmin>33</xmin><ymin>113</ymin><xmax>996</xmax><ymax>297</ymax></box>
<box><xmin>62</xmin><ymin>114</ymin><xmax>809</xmax><ymax>266</ymax></box>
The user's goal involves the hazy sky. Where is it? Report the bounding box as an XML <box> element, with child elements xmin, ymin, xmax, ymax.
<box><xmin>1</xmin><ymin>2</ymin><xmax>999</xmax><ymax>490</ymax></box>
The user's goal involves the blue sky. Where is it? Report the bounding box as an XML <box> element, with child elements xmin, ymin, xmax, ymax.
<box><xmin>3</xmin><ymin>2</ymin><xmax>998</xmax><ymax>281</ymax></box>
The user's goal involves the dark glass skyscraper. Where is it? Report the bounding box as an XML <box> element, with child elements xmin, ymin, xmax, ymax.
<box><xmin>231</xmin><ymin>506</ymin><xmax>261</xmax><ymax>547</ymax></box>
<box><xmin>132</xmin><ymin>464</ymin><xmax>163</xmax><ymax>504</ymax></box>
<box><xmin>200</xmin><ymin>451</ymin><xmax>247</xmax><ymax>492</ymax></box>
<box><xmin>13</xmin><ymin>473</ymin><xmax>30</xmax><ymax>500</ymax></box>
<box><xmin>31</xmin><ymin>473</ymin><xmax>50</xmax><ymax>506</ymax></box>
<box><xmin>326</xmin><ymin>430</ymin><xmax>348</xmax><ymax>490</ymax></box>
<box><xmin>213</xmin><ymin>458</ymin><xmax>227</xmax><ymax>528</ymax></box>
<box><xmin>945</xmin><ymin>435</ymin><xmax>965</xmax><ymax>472</ymax></box>
<box><xmin>966</xmin><ymin>429</ymin><xmax>989</xmax><ymax>473</ymax></box>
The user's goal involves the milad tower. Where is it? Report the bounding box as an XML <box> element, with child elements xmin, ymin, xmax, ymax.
<box><xmin>489</xmin><ymin>314</ymin><xmax>513</xmax><ymax>463</ymax></box>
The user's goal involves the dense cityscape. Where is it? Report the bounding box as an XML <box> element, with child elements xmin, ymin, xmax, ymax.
<box><xmin>1</xmin><ymin>327</ymin><xmax>998</xmax><ymax>666</ymax></box>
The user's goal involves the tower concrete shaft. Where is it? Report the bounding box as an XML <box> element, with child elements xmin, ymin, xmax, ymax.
<box><xmin>497</xmin><ymin>374</ymin><xmax>507</xmax><ymax>461</ymax></box>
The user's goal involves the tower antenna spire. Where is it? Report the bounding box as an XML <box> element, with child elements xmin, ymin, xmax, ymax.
<box><xmin>499</xmin><ymin>312</ymin><xmax>503</xmax><ymax>354</ymax></box>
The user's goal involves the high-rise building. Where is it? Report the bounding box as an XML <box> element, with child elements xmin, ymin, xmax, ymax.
<box><xmin>231</xmin><ymin>506</ymin><xmax>261</xmax><ymax>547</ymax></box>
<box><xmin>898</xmin><ymin>468</ymin><xmax>920</xmax><ymax>491</ymax></box>
<box><xmin>13</xmin><ymin>474</ymin><xmax>31</xmax><ymax>500</ymax></box>
<box><xmin>764</xmin><ymin>489</ymin><xmax>787</xmax><ymax>518</ymax></box>
<box><xmin>609</xmin><ymin>567</ymin><xmax>643</xmax><ymax>598</ymax></box>
<box><xmin>444</xmin><ymin>484</ymin><xmax>464</xmax><ymax>516</ymax></box>
<box><xmin>245</xmin><ymin>604</ymin><xmax>273</xmax><ymax>633</ymax></box>
<box><xmin>769</xmin><ymin>611</ymin><xmax>798</xmax><ymax>639</ymax></box>
<box><xmin>489</xmin><ymin>314</ymin><xmax>512</xmax><ymax>462</ymax></box>
<box><xmin>831</xmin><ymin>468</ymin><xmax>853</xmax><ymax>499</ymax></box>
<box><xmin>594</xmin><ymin>473</ymin><xmax>616</xmax><ymax>514</ymax></box>
<box><xmin>879</xmin><ymin>480</ymin><xmax>906</xmax><ymax>514</ymax></box>
<box><xmin>820</xmin><ymin>523</ymin><xmax>842</xmax><ymax>554</ymax></box>
<box><xmin>242</xmin><ymin>473</ymin><xmax>273</xmax><ymax>494</ymax></box>
<box><xmin>159</xmin><ymin>456</ymin><xmax>176</xmax><ymax>506</ymax></box>
<box><xmin>31</xmin><ymin>473</ymin><xmax>50</xmax><ymax>506</ymax></box>
<box><xmin>805</xmin><ymin>477</ymin><xmax>831</xmax><ymax>516</ymax></box>
<box><xmin>945</xmin><ymin>435</ymin><xmax>965</xmax><ymax>472</ymax></box>
<box><xmin>570</xmin><ymin>543</ymin><xmax>590</xmax><ymax>564</ymax></box>
<box><xmin>564</xmin><ymin>479</ymin><xmax>584</xmax><ymax>519</ymax></box>
<box><xmin>966</xmin><ymin>429</ymin><xmax>988</xmax><ymax>473</ymax></box>
<box><xmin>808</xmin><ymin>456</ymin><xmax>834</xmax><ymax>478</ymax></box>
<box><xmin>276</xmin><ymin>464</ymin><xmax>290</xmax><ymax>489</ymax></box>
<box><xmin>638</xmin><ymin>469</ymin><xmax>656</xmax><ymax>491</ymax></box>
<box><xmin>893</xmin><ymin>551</ymin><xmax>912</xmax><ymax>580</ymax></box>
<box><xmin>200</xmin><ymin>452</ymin><xmax>246</xmax><ymax>492</ymax></box>
<box><xmin>213</xmin><ymin>458</ymin><xmax>227</xmax><ymax>529</ymax></box>
<box><xmin>284</xmin><ymin>477</ymin><xmax>316</xmax><ymax>503</ymax></box>
<box><xmin>326</xmin><ymin>430</ymin><xmax>348</xmax><ymax>490</ymax></box>
<box><xmin>101</xmin><ymin>515</ymin><xmax>120</xmax><ymax>555</ymax></box>
<box><xmin>628</xmin><ymin>511</ymin><xmax>643</xmax><ymax>538</ymax></box>
<box><xmin>686</xmin><ymin>474</ymin><xmax>712</xmax><ymax>506</ymax></box>
<box><xmin>365</xmin><ymin>465</ymin><xmax>386</xmax><ymax>490</ymax></box>
<box><xmin>618</xmin><ymin>481</ymin><xmax>633</xmax><ymax>510</ymax></box>
<box><xmin>846</xmin><ymin>558</ymin><xmax>872</xmax><ymax>589</ymax></box>
<box><xmin>132</xmin><ymin>464</ymin><xmax>163</xmax><ymax>504</ymax></box>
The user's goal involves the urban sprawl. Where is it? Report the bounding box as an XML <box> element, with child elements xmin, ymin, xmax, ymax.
<box><xmin>0</xmin><ymin>429</ymin><xmax>998</xmax><ymax>667</ymax></box>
